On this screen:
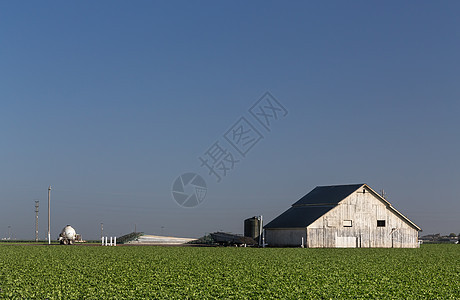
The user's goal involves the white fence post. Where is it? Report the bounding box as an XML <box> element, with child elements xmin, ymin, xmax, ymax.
<box><xmin>101</xmin><ymin>236</ymin><xmax>117</xmax><ymax>246</ymax></box>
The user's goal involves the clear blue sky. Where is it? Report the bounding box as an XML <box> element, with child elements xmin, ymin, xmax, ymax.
<box><xmin>1</xmin><ymin>1</ymin><xmax>459</xmax><ymax>239</ymax></box>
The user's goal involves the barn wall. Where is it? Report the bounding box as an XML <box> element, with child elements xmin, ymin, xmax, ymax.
<box><xmin>307</xmin><ymin>187</ymin><xmax>419</xmax><ymax>248</ymax></box>
<box><xmin>265</xmin><ymin>228</ymin><xmax>306</xmax><ymax>247</ymax></box>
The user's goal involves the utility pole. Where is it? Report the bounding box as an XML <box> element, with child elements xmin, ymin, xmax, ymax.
<box><xmin>101</xmin><ymin>223</ymin><xmax>103</xmax><ymax>240</ymax></box>
<box><xmin>48</xmin><ymin>186</ymin><xmax>51</xmax><ymax>245</ymax></box>
<box><xmin>258</xmin><ymin>215</ymin><xmax>263</xmax><ymax>247</ymax></box>
<box><xmin>35</xmin><ymin>200</ymin><xmax>39</xmax><ymax>242</ymax></box>
<box><xmin>8</xmin><ymin>226</ymin><xmax>11</xmax><ymax>240</ymax></box>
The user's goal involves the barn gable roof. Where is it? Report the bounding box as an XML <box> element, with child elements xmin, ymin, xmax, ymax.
<box><xmin>264</xmin><ymin>184</ymin><xmax>421</xmax><ymax>231</ymax></box>
<box><xmin>265</xmin><ymin>184</ymin><xmax>364</xmax><ymax>229</ymax></box>
<box><xmin>292</xmin><ymin>184</ymin><xmax>364</xmax><ymax>206</ymax></box>
<box><xmin>263</xmin><ymin>205</ymin><xmax>336</xmax><ymax>229</ymax></box>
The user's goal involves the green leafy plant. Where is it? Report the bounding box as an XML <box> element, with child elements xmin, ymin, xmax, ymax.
<box><xmin>0</xmin><ymin>244</ymin><xmax>458</xmax><ymax>298</ymax></box>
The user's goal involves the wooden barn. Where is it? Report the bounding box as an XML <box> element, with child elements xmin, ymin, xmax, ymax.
<box><xmin>264</xmin><ymin>184</ymin><xmax>421</xmax><ymax>248</ymax></box>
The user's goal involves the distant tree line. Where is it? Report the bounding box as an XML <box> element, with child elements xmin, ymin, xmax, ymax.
<box><xmin>420</xmin><ymin>233</ymin><xmax>459</xmax><ymax>244</ymax></box>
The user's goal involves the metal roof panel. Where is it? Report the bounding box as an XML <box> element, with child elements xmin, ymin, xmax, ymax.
<box><xmin>264</xmin><ymin>205</ymin><xmax>336</xmax><ymax>229</ymax></box>
<box><xmin>292</xmin><ymin>184</ymin><xmax>364</xmax><ymax>206</ymax></box>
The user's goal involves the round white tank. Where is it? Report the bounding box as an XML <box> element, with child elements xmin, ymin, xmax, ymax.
<box><xmin>63</xmin><ymin>225</ymin><xmax>76</xmax><ymax>239</ymax></box>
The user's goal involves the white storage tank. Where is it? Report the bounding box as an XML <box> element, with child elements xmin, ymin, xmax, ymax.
<box><xmin>58</xmin><ymin>225</ymin><xmax>77</xmax><ymax>245</ymax></box>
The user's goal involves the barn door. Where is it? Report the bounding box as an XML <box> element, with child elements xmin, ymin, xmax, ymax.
<box><xmin>391</xmin><ymin>228</ymin><xmax>400</xmax><ymax>248</ymax></box>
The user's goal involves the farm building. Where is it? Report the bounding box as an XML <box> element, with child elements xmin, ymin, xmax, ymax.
<box><xmin>264</xmin><ymin>184</ymin><xmax>421</xmax><ymax>248</ymax></box>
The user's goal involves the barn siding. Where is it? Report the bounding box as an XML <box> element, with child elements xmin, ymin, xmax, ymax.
<box><xmin>265</xmin><ymin>228</ymin><xmax>306</xmax><ymax>247</ymax></box>
<box><xmin>307</xmin><ymin>186</ymin><xmax>419</xmax><ymax>248</ymax></box>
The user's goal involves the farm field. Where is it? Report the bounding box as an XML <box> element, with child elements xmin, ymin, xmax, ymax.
<box><xmin>0</xmin><ymin>244</ymin><xmax>458</xmax><ymax>299</ymax></box>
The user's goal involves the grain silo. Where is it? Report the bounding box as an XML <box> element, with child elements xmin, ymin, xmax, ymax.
<box><xmin>244</xmin><ymin>216</ymin><xmax>261</xmax><ymax>242</ymax></box>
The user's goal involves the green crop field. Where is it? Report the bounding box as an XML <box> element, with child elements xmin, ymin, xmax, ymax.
<box><xmin>0</xmin><ymin>244</ymin><xmax>458</xmax><ymax>299</ymax></box>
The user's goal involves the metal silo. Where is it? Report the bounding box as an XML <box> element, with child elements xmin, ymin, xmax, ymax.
<box><xmin>244</xmin><ymin>216</ymin><xmax>261</xmax><ymax>241</ymax></box>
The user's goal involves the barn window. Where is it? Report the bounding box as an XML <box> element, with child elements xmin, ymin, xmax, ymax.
<box><xmin>377</xmin><ymin>220</ymin><xmax>386</xmax><ymax>227</ymax></box>
<box><xmin>343</xmin><ymin>220</ymin><xmax>352</xmax><ymax>227</ymax></box>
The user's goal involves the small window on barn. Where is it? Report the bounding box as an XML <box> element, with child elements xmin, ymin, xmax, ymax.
<box><xmin>343</xmin><ymin>220</ymin><xmax>352</xmax><ymax>227</ymax></box>
<box><xmin>377</xmin><ymin>220</ymin><xmax>386</xmax><ymax>227</ymax></box>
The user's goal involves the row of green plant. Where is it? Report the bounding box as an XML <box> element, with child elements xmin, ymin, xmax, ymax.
<box><xmin>0</xmin><ymin>244</ymin><xmax>458</xmax><ymax>298</ymax></box>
